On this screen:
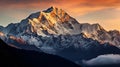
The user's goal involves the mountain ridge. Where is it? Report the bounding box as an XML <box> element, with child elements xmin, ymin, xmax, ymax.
<box><xmin>0</xmin><ymin>38</ymin><xmax>81</xmax><ymax>67</ymax></box>
<box><xmin>0</xmin><ymin>6</ymin><xmax>120</xmax><ymax>67</ymax></box>
<box><xmin>0</xmin><ymin>6</ymin><xmax>120</xmax><ymax>46</ymax></box>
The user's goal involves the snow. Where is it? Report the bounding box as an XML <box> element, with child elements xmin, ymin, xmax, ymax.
<box><xmin>0</xmin><ymin>7</ymin><xmax>120</xmax><ymax>67</ymax></box>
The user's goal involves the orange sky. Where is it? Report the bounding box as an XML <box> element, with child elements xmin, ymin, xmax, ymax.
<box><xmin>0</xmin><ymin>0</ymin><xmax>120</xmax><ymax>31</ymax></box>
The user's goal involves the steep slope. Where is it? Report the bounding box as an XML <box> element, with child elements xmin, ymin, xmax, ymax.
<box><xmin>2</xmin><ymin>32</ymin><xmax>120</xmax><ymax>65</ymax></box>
<box><xmin>0</xmin><ymin>6</ymin><xmax>120</xmax><ymax>67</ymax></box>
<box><xmin>27</xmin><ymin>6</ymin><xmax>80</xmax><ymax>35</ymax></box>
<box><xmin>80</xmin><ymin>23</ymin><xmax>120</xmax><ymax>47</ymax></box>
<box><xmin>108</xmin><ymin>30</ymin><xmax>120</xmax><ymax>46</ymax></box>
<box><xmin>0</xmin><ymin>39</ymin><xmax>80</xmax><ymax>67</ymax></box>
<box><xmin>0</xmin><ymin>6</ymin><xmax>119</xmax><ymax>47</ymax></box>
<box><xmin>1</xmin><ymin>6</ymin><xmax>80</xmax><ymax>36</ymax></box>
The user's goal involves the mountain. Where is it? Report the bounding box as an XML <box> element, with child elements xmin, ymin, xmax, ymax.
<box><xmin>0</xmin><ymin>39</ymin><xmax>81</xmax><ymax>67</ymax></box>
<box><xmin>1</xmin><ymin>6</ymin><xmax>81</xmax><ymax>36</ymax></box>
<box><xmin>1</xmin><ymin>6</ymin><xmax>120</xmax><ymax>47</ymax></box>
<box><xmin>0</xmin><ymin>6</ymin><xmax>120</xmax><ymax>67</ymax></box>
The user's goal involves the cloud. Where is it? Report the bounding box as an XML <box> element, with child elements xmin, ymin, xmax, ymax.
<box><xmin>1</xmin><ymin>0</ymin><xmax>120</xmax><ymax>8</ymax></box>
<box><xmin>80</xmin><ymin>0</ymin><xmax>120</xmax><ymax>7</ymax></box>
<box><xmin>0</xmin><ymin>0</ymin><xmax>120</xmax><ymax>6</ymax></box>
<box><xmin>0</xmin><ymin>0</ymin><xmax>120</xmax><ymax>31</ymax></box>
<box><xmin>1</xmin><ymin>0</ymin><xmax>120</xmax><ymax>15</ymax></box>
<box><xmin>103</xmin><ymin>18</ymin><xmax>120</xmax><ymax>31</ymax></box>
<box><xmin>83</xmin><ymin>54</ymin><xmax>120</xmax><ymax>66</ymax></box>
<box><xmin>77</xmin><ymin>7</ymin><xmax>120</xmax><ymax>31</ymax></box>
<box><xmin>0</xmin><ymin>0</ymin><xmax>56</xmax><ymax>5</ymax></box>
<box><xmin>79</xmin><ymin>8</ymin><xmax>118</xmax><ymax>20</ymax></box>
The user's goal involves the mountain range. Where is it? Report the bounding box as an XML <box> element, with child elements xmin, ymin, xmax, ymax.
<box><xmin>0</xmin><ymin>6</ymin><xmax>120</xmax><ymax>67</ymax></box>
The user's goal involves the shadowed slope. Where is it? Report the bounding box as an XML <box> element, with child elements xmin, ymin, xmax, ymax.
<box><xmin>0</xmin><ymin>39</ymin><xmax>80</xmax><ymax>67</ymax></box>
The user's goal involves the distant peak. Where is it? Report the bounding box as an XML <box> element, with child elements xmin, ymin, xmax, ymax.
<box><xmin>92</xmin><ymin>23</ymin><xmax>104</xmax><ymax>30</ymax></box>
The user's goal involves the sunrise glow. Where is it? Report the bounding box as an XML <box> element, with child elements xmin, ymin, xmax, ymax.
<box><xmin>0</xmin><ymin>0</ymin><xmax>120</xmax><ymax>31</ymax></box>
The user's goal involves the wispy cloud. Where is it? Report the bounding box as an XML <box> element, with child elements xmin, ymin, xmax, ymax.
<box><xmin>0</xmin><ymin>0</ymin><xmax>120</xmax><ymax>31</ymax></box>
<box><xmin>83</xmin><ymin>54</ymin><xmax>120</xmax><ymax>66</ymax></box>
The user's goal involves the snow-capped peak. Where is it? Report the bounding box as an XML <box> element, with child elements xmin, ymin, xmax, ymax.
<box><xmin>0</xmin><ymin>6</ymin><xmax>120</xmax><ymax>48</ymax></box>
<box><xmin>25</xmin><ymin>6</ymin><xmax>79</xmax><ymax>36</ymax></box>
<box><xmin>0</xmin><ymin>6</ymin><xmax>120</xmax><ymax>66</ymax></box>
<box><xmin>28</xmin><ymin>6</ymin><xmax>69</xmax><ymax>21</ymax></box>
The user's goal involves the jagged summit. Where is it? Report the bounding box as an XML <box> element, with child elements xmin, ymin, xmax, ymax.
<box><xmin>0</xmin><ymin>6</ymin><xmax>120</xmax><ymax>47</ymax></box>
<box><xmin>1</xmin><ymin>6</ymin><xmax>79</xmax><ymax>36</ymax></box>
<box><xmin>24</xmin><ymin>6</ymin><xmax>79</xmax><ymax>35</ymax></box>
<box><xmin>27</xmin><ymin>6</ymin><xmax>69</xmax><ymax>21</ymax></box>
<box><xmin>27</xmin><ymin>6</ymin><xmax>57</xmax><ymax>19</ymax></box>
<box><xmin>0</xmin><ymin>7</ymin><xmax>120</xmax><ymax>66</ymax></box>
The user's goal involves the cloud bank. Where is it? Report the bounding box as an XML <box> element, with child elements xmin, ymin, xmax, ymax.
<box><xmin>83</xmin><ymin>54</ymin><xmax>120</xmax><ymax>66</ymax></box>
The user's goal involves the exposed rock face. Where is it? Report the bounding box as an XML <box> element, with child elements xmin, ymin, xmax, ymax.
<box><xmin>0</xmin><ymin>6</ymin><xmax>120</xmax><ymax>67</ymax></box>
<box><xmin>0</xmin><ymin>6</ymin><xmax>120</xmax><ymax>47</ymax></box>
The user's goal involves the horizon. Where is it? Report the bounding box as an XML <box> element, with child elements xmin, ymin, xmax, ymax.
<box><xmin>0</xmin><ymin>0</ymin><xmax>120</xmax><ymax>31</ymax></box>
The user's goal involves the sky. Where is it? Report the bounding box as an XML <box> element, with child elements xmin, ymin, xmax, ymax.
<box><xmin>0</xmin><ymin>0</ymin><xmax>120</xmax><ymax>31</ymax></box>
